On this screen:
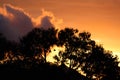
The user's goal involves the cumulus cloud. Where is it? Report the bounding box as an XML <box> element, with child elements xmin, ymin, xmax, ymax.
<box><xmin>0</xmin><ymin>4</ymin><xmax>33</xmax><ymax>41</ymax></box>
<box><xmin>0</xmin><ymin>4</ymin><xmax>63</xmax><ymax>42</ymax></box>
<box><xmin>35</xmin><ymin>9</ymin><xmax>63</xmax><ymax>30</ymax></box>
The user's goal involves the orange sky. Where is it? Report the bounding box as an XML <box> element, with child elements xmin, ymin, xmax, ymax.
<box><xmin>0</xmin><ymin>0</ymin><xmax>120</xmax><ymax>59</ymax></box>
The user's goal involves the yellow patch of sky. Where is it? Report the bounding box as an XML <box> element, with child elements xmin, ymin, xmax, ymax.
<box><xmin>47</xmin><ymin>45</ymin><xmax>65</xmax><ymax>63</ymax></box>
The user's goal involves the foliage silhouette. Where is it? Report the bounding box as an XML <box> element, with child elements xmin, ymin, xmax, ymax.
<box><xmin>0</xmin><ymin>27</ymin><xmax>120</xmax><ymax>80</ymax></box>
<box><xmin>55</xmin><ymin>28</ymin><xmax>95</xmax><ymax>69</ymax></box>
<box><xmin>54</xmin><ymin>28</ymin><xmax>120</xmax><ymax>79</ymax></box>
<box><xmin>0</xmin><ymin>33</ymin><xmax>10</xmax><ymax>60</ymax></box>
<box><xmin>40</xmin><ymin>28</ymin><xmax>58</xmax><ymax>63</ymax></box>
<box><xmin>20</xmin><ymin>28</ymin><xmax>58</xmax><ymax>63</ymax></box>
<box><xmin>20</xmin><ymin>28</ymin><xmax>43</xmax><ymax>59</ymax></box>
<box><xmin>81</xmin><ymin>45</ymin><xmax>120</xmax><ymax>79</ymax></box>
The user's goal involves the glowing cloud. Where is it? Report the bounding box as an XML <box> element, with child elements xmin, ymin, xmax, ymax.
<box><xmin>0</xmin><ymin>4</ymin><xmax>63</xmax><ymax>42</ymax></box>
<box><xmin>0</xmin><ymin>4</ymin><xmax>33</xmax><ymax>41</ymax></box>
<box><xmin>35</xmin><ymin>9</ymin><xmax>63</xmax><ymax>30</ymax></box>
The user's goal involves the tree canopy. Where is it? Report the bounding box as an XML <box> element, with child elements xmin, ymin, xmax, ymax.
<box><xmin>0</xmin><ymin>27</ymin><xmax>119</xmax><ymax>80</ymax></box>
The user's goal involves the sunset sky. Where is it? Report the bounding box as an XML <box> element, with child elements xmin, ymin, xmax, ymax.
<box><xmin>0</xmin><ymin>0</ymin><xmax>120</xmax><ymax>60</ymax></box>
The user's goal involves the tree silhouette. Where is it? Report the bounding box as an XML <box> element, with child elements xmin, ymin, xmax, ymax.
<box><xmin>20</xmin><ymin>28</ymin><xmax>44</xmax><ymax>68</ymax></box>
<box><xmin>0</xmin><ymin>33</ymin><xmax>8</xmax><ymax>60</ymax></box>
<box><xmin>55</xmin><ymin>28</ymin><xmax>95</xmax><ymax>69</ymax></box>
<box><xmin>20</xmin><ymin>27</ymin><xmax>58</xmax><ymax>63</ymax></box>
<box><xmin>54</xmin><ymin>28</ymin><xmax>120</xmax><ymax>79</ymax></box>
<box><xmin>0</xmin><ymin>32</ymin><xmax>21</xmax><ymax>63</ymax></box>
<box><xmin>40</xmin><ymin>28</ymin><xmax>58</xmax><ymax>63</ymax></box>
<box><xmin>82</xmin><ymin>45</ymin><xmax>120</xmax><ymax>79</ymax></box>
<box><xmin>55</xmin><ymin>28</ymin><xmax>79</xmax><ymax>68</ymax></box>
<box><xmin>0</xmin><ymin>27</ymin><xmax>120</xmax><ymax>80</ymax></box>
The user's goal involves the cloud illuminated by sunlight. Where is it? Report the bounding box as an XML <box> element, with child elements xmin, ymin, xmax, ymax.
<box><xmin>34</xmin><ymin>9</ymin><xmax>63</xmax><ymax>29</ymax></box>
<box><xmin>0</xmin><ymin>4</ymin><xmax>33</xmax><ymax>41</ymax></box>
<box><xmin>0</xmin><ymin>4</ymin><xmax>63</xmax><ymax>41</ymax></box>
